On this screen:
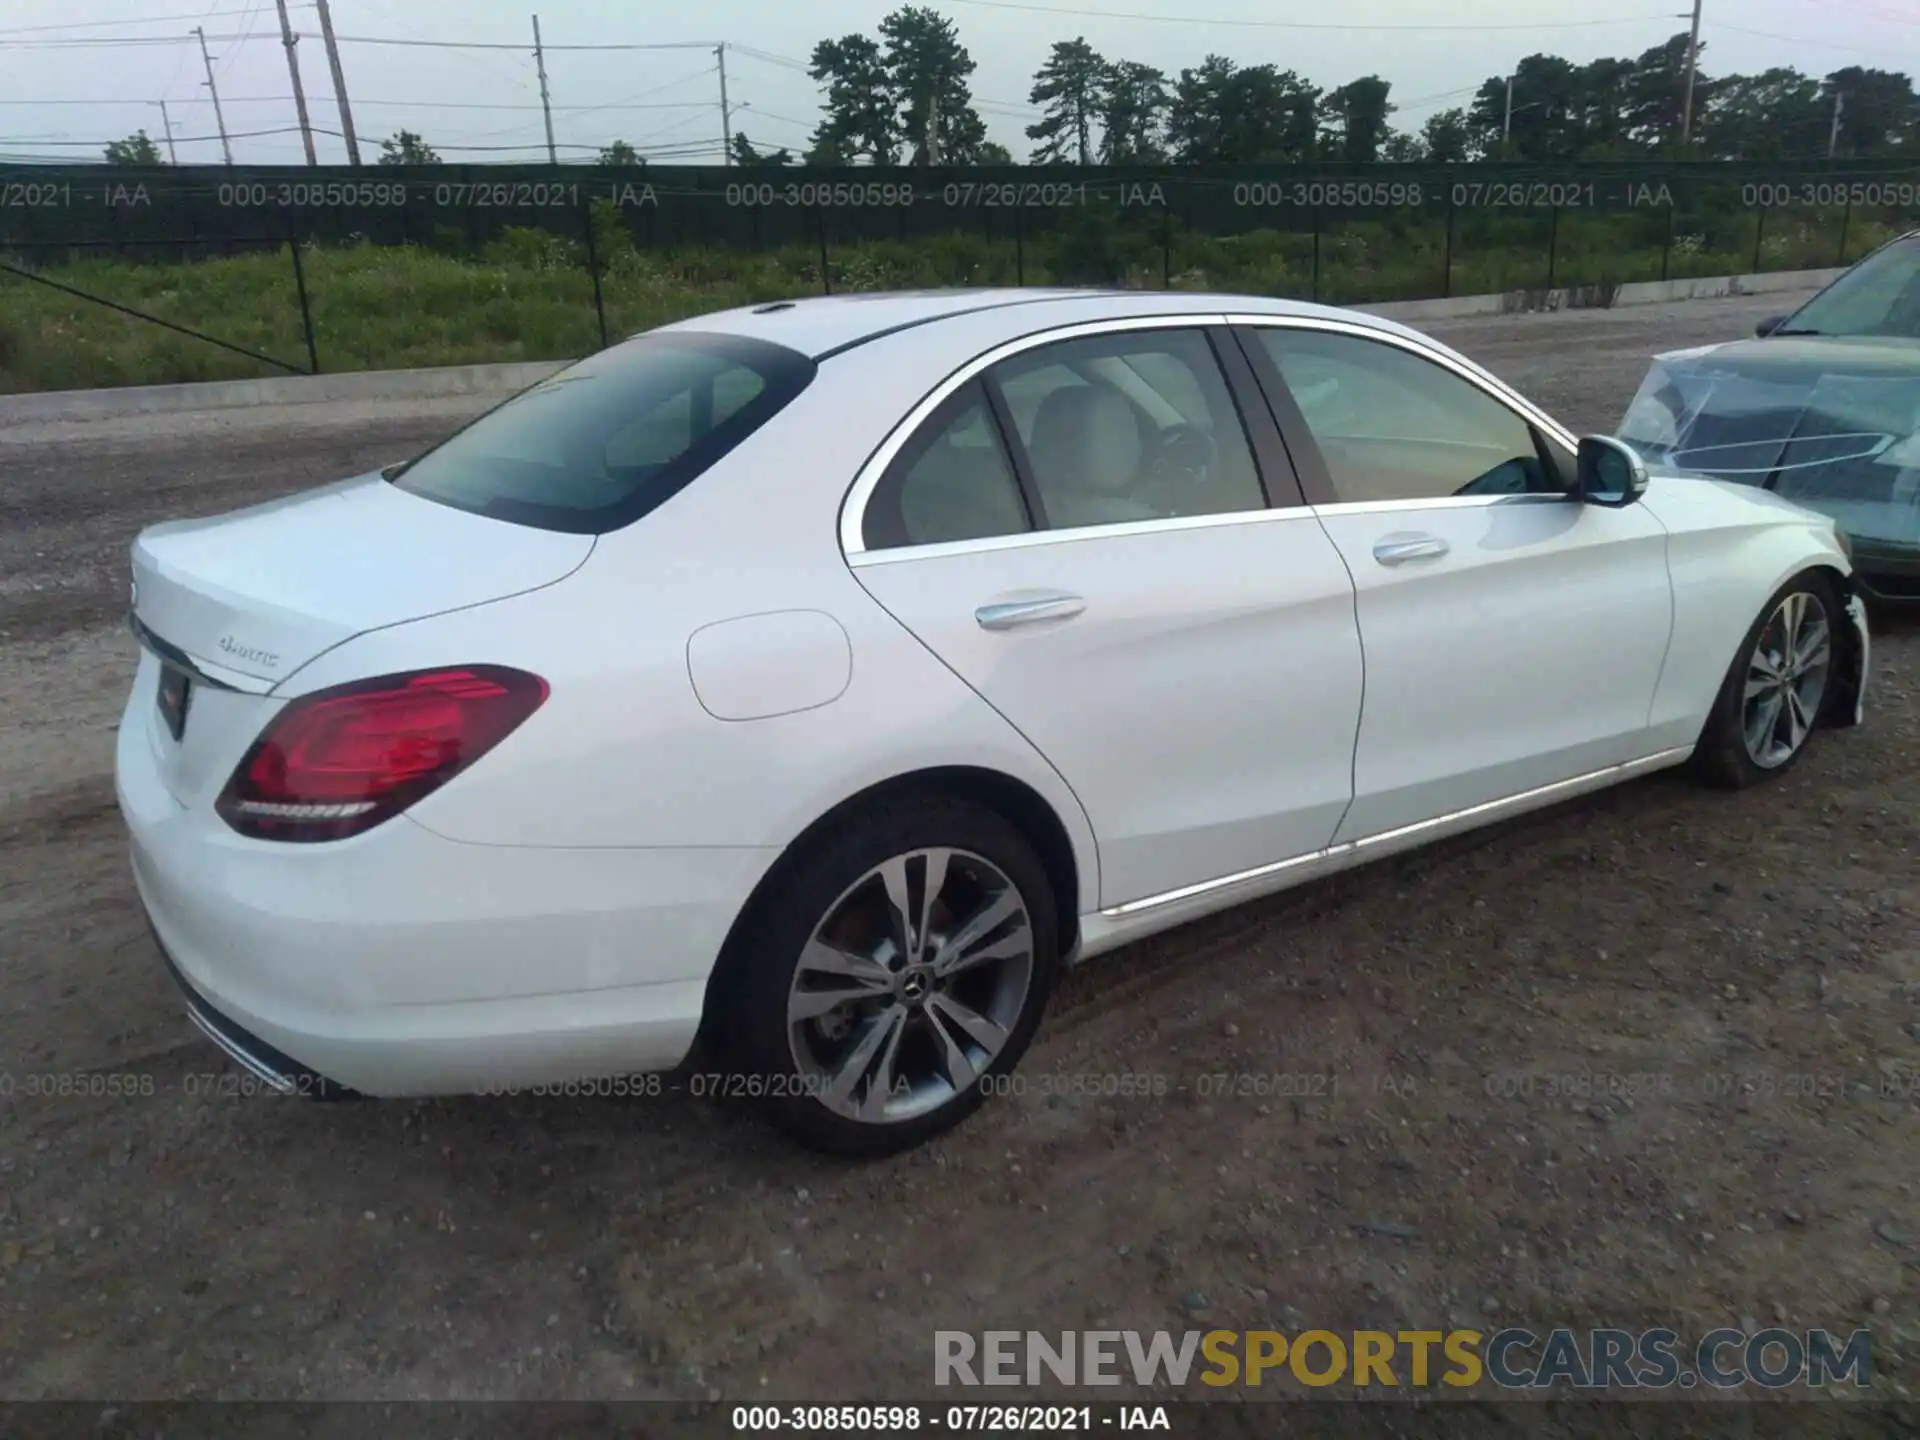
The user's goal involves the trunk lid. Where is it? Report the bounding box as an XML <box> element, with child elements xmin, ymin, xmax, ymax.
<box><xmin>128</xmin><ymin>472</ymin><xmax>593</xmax><ymax>806</ymax></box>
<box><xmin>131</xmin><ymin>472</ymin><xmax>594</xmax><ymax>685</ymax></box>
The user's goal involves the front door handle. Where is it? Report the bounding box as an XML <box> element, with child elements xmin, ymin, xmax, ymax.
<box><xmin>975</xmin><ymin>594</ymin><xmax>1087</xmax><ymax>630</ymax></box>
<box><xmin>1372</xmin><ymin>534</ymin><xmax>1450</xmax><ymax>566</ymax></box>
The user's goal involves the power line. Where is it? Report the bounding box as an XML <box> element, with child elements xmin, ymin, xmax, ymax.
<box><xmin>936</xmin><ymin>0</ymin><xmax>1684</xmax><ymax>31</ymax></box>
<box><xmin>0</xmin><ymin>125</ymin><xmax>342</xmax><ymax>146</ymax></box>
<box><xmin>0</xmin><ymin>32</ymin><xmax>275</xmax><ymax>49</ymax></box>
<box><xmin>0</xmin><ymin>8</ymin><xmax>300</xmax><ymax>37</ymax></box>
<box><xmin>314</xmin><ymin>31</ymin><xmax>721</xmax><ymax>52</ymax></box>
<box><xmin>1709</xmin><ymin>21</ymin><xmax>1898</xmax><ymax>57</ymax></box>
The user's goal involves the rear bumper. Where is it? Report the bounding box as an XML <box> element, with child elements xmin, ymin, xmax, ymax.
<box><xmin>117</xmin><ymin>705</ymin><xmax>775</xmax><ymax>1098</ymax></box>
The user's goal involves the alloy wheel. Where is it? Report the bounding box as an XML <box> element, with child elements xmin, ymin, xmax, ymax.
<box><xmin>787</xmin><ymin>847</ymin><xmax>1035</xmax><ymax>1125</ymax></box>
<box><xmin>1742</xmin><ymin>590</ymin><xmax>1832</xmax><ymax>770</ymax></box>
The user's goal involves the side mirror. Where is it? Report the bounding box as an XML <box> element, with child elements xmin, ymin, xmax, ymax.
<box><xmin>1755</xmin><ymin>314</ymin><xmax>1788</xmax><ymax>338</ymax></box>
<box><xmin>1577</xmin><ymin>436</ymin><xmax>1649</xmax><ymax>508</ymax></box>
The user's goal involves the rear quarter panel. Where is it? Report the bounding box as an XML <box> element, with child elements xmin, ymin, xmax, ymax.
<box><xmin>1639</xmin><ymin>475</ymin><xmax>1853</xmax><ymax>746</ymax></box>
<box><xmin>274</xmin><ymin>344</ymin><xmax>1105</xmax><ymax>917</ymax></box>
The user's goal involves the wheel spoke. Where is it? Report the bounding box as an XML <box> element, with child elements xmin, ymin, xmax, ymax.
<box><xmin>878</xmin><ymin>856</ymin><xmax>917</xmax><ymax>963</ymax></box>
<box><xmin>1780</xmin><ymin>592</ymin><xmax>1805</xmax><ymax>650</ymax></box>
<box><xmin>796</xmin><ymin>939</ymin><xmax>892</xmax><ymax>989</ymax></box>
<box><xmin>926</xmin><ymin>991</ymin><xmax>1008</xmax><ymax>1053</ymax></box>
<box><xmin>931</xmin><ymin>888</ymin><xmax>1026</xmax><ymax>977</ymax></box>
<box><xmin>1794</xmin><ymin>619</ymin><xmax>1831</xmax><ymax>674</ymax></box>
<box><xmin>916</xmin><ymin>848</ymin><xmax>951</xmax><ymax>964</ymax></box>
<box><xmin>1784</xmin><ymin>686</ymin><xmax>1812</xmax><ymax>749</ymax></box>
<box><xmin>1744</xmin><ymin>672</ymin><xmax>1777</xmax><ymax>701</ymax></box>
<box><xmin>790</xmin><ymin>976</ymin><xmax>892</xmax><ymax>1022</ymax></box>
<box><xmin>858</xmin><ymin>1007</ymin><xmax>911</xmax><ymax>1121</ymax></box>
<box><xmin>1747</xmin><ymin>692</ymin><xmax>1783</xmax><ymax>756</ymax></box>
<box><xmin>925</xmin><ymin>1003</ymin><xmax>980</xmax><ymax>1093</ymax></box>
<box><xmin>824</xmin><ymin>1004</ymin><xmax>907</xmax><ymax>1114</ymax></box>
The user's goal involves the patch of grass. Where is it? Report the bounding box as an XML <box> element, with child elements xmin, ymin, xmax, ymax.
<box><xmin>0</xmin><ymin>209</ymin><xmax>1889</xmax><ymax>394</ymax></box>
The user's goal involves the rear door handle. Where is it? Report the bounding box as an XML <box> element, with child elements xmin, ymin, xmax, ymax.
<box><xmin>1372</xmin><ymin>535</ymin><xmax>1450</xmax><ymax>566</ymax></box>
<box><xmin>975</xmin><ymin>594</ymin><xmax>1087</xmax><ymax>630</ymax></box>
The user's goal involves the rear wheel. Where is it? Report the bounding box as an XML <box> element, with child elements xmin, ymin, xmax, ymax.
<box><xmin>1692</xmin><ymin>571</ymin><xmax>1839</xmax><ymax>788</ymax></box>
<box><xmin>727</xmin><ymin>797</ymin><xmax>1059</xmax><ymax>1157</ymax></box>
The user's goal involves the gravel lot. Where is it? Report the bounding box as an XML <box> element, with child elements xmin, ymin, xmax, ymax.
<box><xmin>2</xmin><ymin>291</ymin><xmax>1917</xmax><ymax>1406</ymax></box>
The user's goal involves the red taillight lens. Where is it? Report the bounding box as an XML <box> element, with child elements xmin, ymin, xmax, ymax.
<box><xmin>216</xmin><ymin>666</ymin><xmax>548</xmax><ymax>842</ymax></box>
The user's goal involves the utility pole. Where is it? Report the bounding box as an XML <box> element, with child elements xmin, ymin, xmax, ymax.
<box><xmin>313</xmin><ymin>0</ymin><xmax>361</xmax><ymax>165</ymax></box>
<box><xmin>716</xmin><ymin>41</ymin><xmax>733</xmax><ymax>165</ymax></box>
<box><xmin>1503</xmin><ymin>73</ymin><xmax>1514</xmax><ymax>148</ymax></box>
<box><xmin>274</xmin><ymin>0</ymin><xmax>318</xmax><ymax>165</ymax></box>
<box><xmin>195</xmin><ymin>27</ymin><xmax>234</xmax><ymax>165</ymax></box>
<box><xmin>533</xmin><ymin>15</ymin><xmax>558</xmax><ymax>164</ymax></box>
<box><xmin>1829</xmin><ymin>89</ymin><xmax>1846</xmax><ymax>159</ymax></box>
<box><xmin>152</xmin><ymin>101</ymin><xmax>179</xmax><ymax>164</ymax></box>
<box><xmin>1679</xmin><ymin>0</ymin><xmax>1703</xmax><ymax>145</ymax></box>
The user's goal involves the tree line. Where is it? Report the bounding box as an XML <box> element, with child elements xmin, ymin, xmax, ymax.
<box><xmin>797</xmin><ymin>6</ymin><xmax>1912</xmax><ymax>167</ymax></box>
<box><xmin>97</xmin><ymin>4</ymin><xmax>1915</xmax><ymax>168</ymax></box>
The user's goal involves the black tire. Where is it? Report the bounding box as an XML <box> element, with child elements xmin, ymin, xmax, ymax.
<box><xmin>1691</xmin><ymin>569</ymin><xmax>1842</xmax><ymax>790</ymax></box>
<box><xmin>723</xmin><ymin>794</ymin><xmax>1060</xmax><ymax>1158</ymax></box>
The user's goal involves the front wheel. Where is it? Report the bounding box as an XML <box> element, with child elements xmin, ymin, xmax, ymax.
<box><xmin>1692</xmin><ymin>571</ymin><xmax>1840</xmax><ymax>788</ymax></box>
<box><xmin>727</xmin><ymin>797</ymin><xmax>1060</xmax><ymax>1157</ymax></box>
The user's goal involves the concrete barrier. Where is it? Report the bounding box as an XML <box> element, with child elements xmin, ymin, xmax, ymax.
<box><xmin>0</xmin><ymin>360</ymin><xmax>569</xmax><ymax>425</ymax></box>
<box><xmin>1361</xmin><ymin>266</ymin><xmax>1844</xmax><ymax>324</ymax></box>
<box><xmin>0</xmin><ymin>266</ymin><xmax>1844</xmax><ymax>424</ymax></box>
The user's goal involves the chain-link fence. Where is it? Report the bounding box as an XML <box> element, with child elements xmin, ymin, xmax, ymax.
<box><xmin>3</xmin><ymin>161</ymin><xmax>1915</xmax><ymax>390</ymax></box>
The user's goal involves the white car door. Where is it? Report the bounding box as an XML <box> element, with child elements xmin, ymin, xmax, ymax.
<box><xmin>1233</xmin><ymin>318</ymin><xmax>1675</xmax><ymax>844</ymax></box>
<box><xmin>845</xmin><ymin>320</ymin><xmax>1364</xmax><ymax>911</ymax></box>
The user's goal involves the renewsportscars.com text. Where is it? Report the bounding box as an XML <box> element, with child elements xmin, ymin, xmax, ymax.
<box><xmin>934</xmin><ymin>1328</ymin><xmax>1872</xmax><ymax>1390</ymax></box>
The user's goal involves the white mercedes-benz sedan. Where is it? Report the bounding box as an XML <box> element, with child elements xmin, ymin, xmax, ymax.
<box><xmin>117</xmin><ymin>289</ymin><xmax>1871</xmax><ymax>1154</ymax></box>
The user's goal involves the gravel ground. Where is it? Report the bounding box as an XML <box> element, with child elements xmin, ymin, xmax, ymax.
<box><xmin>2</xmin><ymin>291</ymin><xmax>1917</xmax><ymax>1408</ymax></box>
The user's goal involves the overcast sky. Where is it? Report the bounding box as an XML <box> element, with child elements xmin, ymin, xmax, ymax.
<box><xmin>0</xmin><ymin>0</ymin><xmax>1908</xmax><ymax>164</ymax></box>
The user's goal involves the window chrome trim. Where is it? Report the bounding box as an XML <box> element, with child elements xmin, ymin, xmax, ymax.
<box><xmin>1099</xmin><ymin>745</ymin><xmax>1693</xmax><ymax>918</ymax></box>
<box><xmin>1222</xmin><ymin>311</ymin><xmax>1582</xmax><ymax>456</ymax></box>
<box><xmin>839</xmin><ymin>313</ymin><xmax>1233</xmax><ymax>558</ymax></box>
<box><xmin>847</xmin><ymin>501</ymin><xmax>1318</xmax><ymax>568</ymax></box>
<box><xmin>1309</xmin><ymin>492</ymin><xmax>1572</xmax><ymax>519</ymax></box>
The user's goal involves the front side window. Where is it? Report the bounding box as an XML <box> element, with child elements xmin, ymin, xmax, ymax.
<box><xmin>991</xmin><ymin>329</ymin><xmax>1267</xmax><ymax>531</ymax></box>
<box><xmin>1254</xmin><ymin>328</ymin><xmax>1559</xmax><ymax>505</ymax></box>
<box><xmin>390</xmin><ymin>333</ymin><xmax>813</xmax><ymax>535</ymax></box>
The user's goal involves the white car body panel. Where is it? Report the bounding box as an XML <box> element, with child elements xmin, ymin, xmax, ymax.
<box><xmin>1314</xmin><ymin>496</ymin><xmax>1674</xmax><ymax>841</ymax></box>
<box><xmin>1636</xmin><ymin>473</ymin><xmax>1855</xmax><ymax>744</ymax></box>
<box><xmin>112</xmin><ymin>288</ymin><xmax>1869</xmax><ymax>1100</ymax></box>
<box><xmin>852</xmin><ymin>510</ymin><xmax>1364</xmax><ymax>908</ymax></box>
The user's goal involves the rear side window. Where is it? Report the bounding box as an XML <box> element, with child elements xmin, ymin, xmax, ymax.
<box><xmin>863</xmin><ymin>382</ymin><xmax>1033</xmax><ymax>550</ymax></box>
<box><xmin>390</xmin><ymin>333</ymin><xmax>815</xmax><ymax>534</ymax></box>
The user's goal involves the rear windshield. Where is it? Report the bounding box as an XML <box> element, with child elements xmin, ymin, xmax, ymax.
<box><xmin>389</xmin><ymin>332</ymin><xmax>817</xmax><ymax>534</ymax></box>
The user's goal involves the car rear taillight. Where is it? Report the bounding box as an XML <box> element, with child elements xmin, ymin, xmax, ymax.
<box><xmin>216</xmin><ymin>666</ymin><xmax>548</xmax><ymax>842</ymax></box>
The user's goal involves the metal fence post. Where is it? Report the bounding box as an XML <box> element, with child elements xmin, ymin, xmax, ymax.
<box><xmin>1442</xmin><ymin>168</ymin><xmax>1455</xmax><ymax>299</ymax></box>
<box><xmin>1015</xmin><ymin>203</ymin><xmax>1025</xmax><ymax>287</ymax></box>
<box><xmin>1837</xmin><ymin>198</ymin><xmax>1852</xmax><ymax>266</ymax></box>
<box><xmin>1752</xmin><ymin>205</ymin><xmax>1766</xmax><ymax>273</ymax></box>
<box><xmin>817</xmin><ymin>210</ymin><xmax>832</xmax><ymax>294</ymax></box>
<box><xmin>1545</xmin><ymin>205</ymin><xmax>1560</xmax><ymax>291</ymax></box>
<box><xmin>1661</xmin><ymin>198</ymin><xmax>1674</xmax><ymax>283</ymax></box>
<box><xmin>1161</xmin><ymin>194</ymin><xmax>1172</xmax><ymax>290</ymax></box>
<box><xmin>287</xmin><ymin>235</ymin><xmax>319</xmax><ymax>375</ymax></box>
<box><xmin>580</xmin><ymin>192</ymin><xmax>608</xmax><ymax>350</ymax></box>
<box><xmin>1311</xmin><ymin>216</ymin><xmax>1321</xmax><ymax>303</ymax></box>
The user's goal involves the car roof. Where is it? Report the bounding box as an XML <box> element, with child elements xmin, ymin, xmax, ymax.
<box><xmin>652</xmin><ymin>287</ymin><xmax>1427</xmax><ymax>361</ymax></box>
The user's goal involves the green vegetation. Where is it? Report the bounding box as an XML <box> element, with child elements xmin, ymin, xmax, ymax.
<box><xmin>0</xmin><ymin>206</ymin><xmax>1890</xmax><ymax>394</ymax></box>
